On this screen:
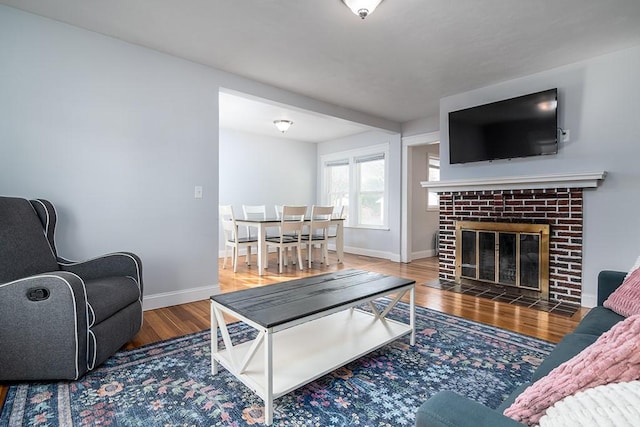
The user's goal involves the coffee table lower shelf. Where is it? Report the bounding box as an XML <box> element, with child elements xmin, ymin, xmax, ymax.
<box><xmin>211</xmin><ymin>307</ymin><xmax>413</xmax><ymax>424</ymax></box>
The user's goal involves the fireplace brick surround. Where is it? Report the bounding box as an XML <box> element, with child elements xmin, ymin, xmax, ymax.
<box><xmin>439</xmin><ymin>188</ymin><xmax>583</xmax><ymax>305</ymax></box>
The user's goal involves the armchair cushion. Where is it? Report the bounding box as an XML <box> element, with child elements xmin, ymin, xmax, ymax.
<box><xmin>86</xmin><ymin>276</ymin><xmax>141</xmax><ymax>326</ymax></box>
<box><xmin>0</xmin><ymin>197</ymin><xmax>58</xmax><ymax>283</ymax></box>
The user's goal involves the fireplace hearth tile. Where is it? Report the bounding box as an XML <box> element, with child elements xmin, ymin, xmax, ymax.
<box><xmin>423</xmin><ymin>279</ymin><xmax>578</xmax><ymax>317</ymax></box>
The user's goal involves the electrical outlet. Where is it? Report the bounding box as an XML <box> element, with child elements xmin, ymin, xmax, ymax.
<box><xmin>562</xmin><ymin>129</ymin><xmax>570</xmax><ymax>143</ymax></box>
<box><xmin>194</xmin><ymin>186</ymin><xmax>203</xmax><ymax>199</ymax></box>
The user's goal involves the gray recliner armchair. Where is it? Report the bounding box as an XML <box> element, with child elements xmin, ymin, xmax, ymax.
<box><xmin>0</xmin><ymin>196</ymin><xmax>143</xmax><ymax>381</ymax></box>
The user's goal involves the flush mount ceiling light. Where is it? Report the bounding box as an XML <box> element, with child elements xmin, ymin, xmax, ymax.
<box><xmin>273</xmin><ymin>120</ymin><xmax>293</xmax><ymax>133</ymax></box>
<box><xmin>342</xmin><ymin>0</ymin><xmax>383</xmax><ymax>19</ymax></box>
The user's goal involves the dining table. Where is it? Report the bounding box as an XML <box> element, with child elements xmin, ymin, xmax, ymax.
<box><xmin>233</xmin><ymin>217</ymin><xmax>345</xmax><ymax>276</ymax></box>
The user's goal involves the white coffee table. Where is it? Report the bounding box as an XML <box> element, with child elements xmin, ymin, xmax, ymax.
<box><xmin>210</xmin><ymin>269</ymin><xmax>415</xmax><ymax>425</ymax></box>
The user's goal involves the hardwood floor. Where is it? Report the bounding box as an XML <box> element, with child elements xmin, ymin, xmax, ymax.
<box><xmin>0</xmin><ymin>253</ymin><xmax>589</xmax><ymax>411</ymax></box>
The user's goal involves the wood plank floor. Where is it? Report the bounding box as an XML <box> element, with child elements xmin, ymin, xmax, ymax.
<box><xmin>0</xmin><ymin>253</ymin><xmax>589</xmax><ymax>411</ymax></box>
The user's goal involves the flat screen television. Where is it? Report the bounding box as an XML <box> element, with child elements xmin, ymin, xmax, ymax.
<box><xmin>448</xmin><ymin>88</ymin><xmax>558</xmax><ymax>164</ymax></box>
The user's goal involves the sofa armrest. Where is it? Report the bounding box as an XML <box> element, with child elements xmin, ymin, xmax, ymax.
<box><xmin>0</xmin><ymin>271</ymin><xmax>89</xmax><ymax>380</ymax></box>
<box><xmin>416</xmin><ymin>391</ymin><xmax>523</xmax><ymax>427</ymax></box>
<box><xmin>597</xmin><ymin>270</ymin><xmax>626</xmax><ymax>306</ymax></box>
<box><xmin>59</xmin><ymin>252</ymin><xmax>143</xmax><ymax>295</ymax></box>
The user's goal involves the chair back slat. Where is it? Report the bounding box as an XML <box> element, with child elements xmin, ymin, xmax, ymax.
<box><xmin>309</xmin><ymin>205</ymin><xmax>333</xmax><ymax>238</ymax></box>
<box><xmin>280</xmin><ymin>205</ymin><xmax>306</xmax><ymax>236</ymax></box>
<box><xmin>242</xmin><ymin>205</ymin><xmax>266</xmax><ymax>239</ymax></box>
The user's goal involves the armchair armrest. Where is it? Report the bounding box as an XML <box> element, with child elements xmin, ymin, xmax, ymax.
<box><xmin>597</xmin><ymin>270</ymin><xmax>626</xmax><ymax>306</ymax></box>
<box><xmin>416</xmin><ymin>391</ymin><xmax>523</xmax><ymax>427</ymax></box>
<box><xmin>58</xmin><ymin>252</ymin><xmax>143</xmax><ymax>295</ymax></box>
<box><xmin>0</xmin><ymin>271</ymin><xmax>90</xmax><ymax>380</ymax></box>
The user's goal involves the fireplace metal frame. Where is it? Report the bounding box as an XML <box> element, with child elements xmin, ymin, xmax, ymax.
<box><xmin>455</xmin><ymin>221</ymin><xmax>550</xmax><ymax>300</ymax></box>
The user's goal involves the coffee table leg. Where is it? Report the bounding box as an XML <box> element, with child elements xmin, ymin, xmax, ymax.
<box><xmin>264</xmin><ymin>330</ymin><xmax>273</xmax><ymax>425</ymax></box>
<box><xmin>410</xmin><ymin>286</ymin><xmax>416</xmax><ymax>346</ymax></box>
<box><xmin>211</xmin><ymin>301</ymin><xmax>218</xmax><ymax>374</ymax></box>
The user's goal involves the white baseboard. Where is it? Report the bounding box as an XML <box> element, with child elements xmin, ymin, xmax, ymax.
<box><xmin>343</xmin><ymin>246</ymin><xmax>401</xmax><ymax>263</ymax></box>
<box><xmin>411</xmin><ymin>249</ymin><xmax>436</xmax><ymax>260</ymax></box>
<box><xmin>143</xmin><ymin>284</ymin><xmax>220</xmax><ymax>311</ymax></box>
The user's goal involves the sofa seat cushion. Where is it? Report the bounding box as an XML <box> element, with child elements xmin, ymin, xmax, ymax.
<box><xmin>85</xmin><ymin>276</ymin><xmax>141</xmax><ymax>326</ymax></box>
<box><xmin>573</xmin><ymin>306</ymin><xmax>624</xmax><ymax>336</ymax></box>
<box><xmin>532</xmin><ymin>333</ymin><xmax>598</xmax><ymax>382</ymax></box>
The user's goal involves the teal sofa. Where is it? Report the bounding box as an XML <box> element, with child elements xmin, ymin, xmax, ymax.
<box><xmin>415</xmin><ymin>270</ymin><xmax>627</xmax><ymax>427</ymax></box>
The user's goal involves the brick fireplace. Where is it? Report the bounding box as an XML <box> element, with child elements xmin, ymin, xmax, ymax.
<box><xmin>421</xmin><ymin>172</ymin><xmax>606</xmax><ymax>307</ymax></box>
<box><xmin>439</xmin><ymin>188</ymin><xmax>582</xmax><ymax>304</ymax></box>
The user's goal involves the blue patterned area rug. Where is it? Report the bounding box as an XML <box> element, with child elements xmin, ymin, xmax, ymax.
<box><xmin>1</xmin><ymin>303</ymin><xmax>553</xmax><ymax>426</ymax></box>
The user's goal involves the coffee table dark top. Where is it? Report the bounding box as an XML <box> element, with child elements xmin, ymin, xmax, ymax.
<box><xmin>211</xmin><ymin>269</ymin><xmax>415</xmax><ymax>328</ymax></box>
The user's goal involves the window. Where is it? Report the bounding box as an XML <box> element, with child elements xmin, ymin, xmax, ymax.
<box><xmin>427</xmin><ymin>154</ymin><xmax>440</xmax><ymax>210</ymax></box>
<box><xmin>325</xmin><ymin>159</ymin><xmax>349</xmax><ymax>217</ymax></box>
<box><xmin>321</xmin><ymin>144</ymin><xmax>389</xmax><ymax>228</ymax></box>
<box><xmin>356</xmin><ymin>153</ymin><xmax>385</xmax><ymax>226</ymax></box>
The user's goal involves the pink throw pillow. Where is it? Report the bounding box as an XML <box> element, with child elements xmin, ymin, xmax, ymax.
<box><xmin>604</xmin><ymin>267</ymin><xmax>640</xmax><ymax>317</ymax></box>
<box><xmin>503</xmin><ymin>314</ymin><xmax>640</xmax><ymax>426</ymax></box>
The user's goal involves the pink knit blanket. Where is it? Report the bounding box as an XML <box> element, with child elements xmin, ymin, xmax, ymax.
<box><xmin>504</xmin><ymin>314</ymin><xmax>640</xmax><ymax>426</ymax></box>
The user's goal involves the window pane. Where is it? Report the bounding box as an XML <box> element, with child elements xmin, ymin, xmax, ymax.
<box><xmin>357</xmin><ymin>158</ymin><xmax>385</xmax><ymax>226</ymax></box>
<box><xmin>358</xmin><ymin>192</ymin><xmax>384</xmax><ymax>225</ymax></box>
<box><xmin>428</xmin><ymin>156</ymin><xmax>440</xmax><ymax>181</ymax></box>
<box><xmin>328</xmin><ymin>163</ymin><xmax>348</xmax><ymax>193</ymax></box>
<box><xmin>358</xmin><ymin>159</ymin><xmax>384</xmax><ymax>192</ymax></box>
<box><xmin>326</xmin><ymin>164</ymin><xmax>349</xmax><ymax>220</ymax></box>
<box><xmin>427</xmin><ymin>155</ymin><xmax>440</xmax><ymax>209</ymax></box>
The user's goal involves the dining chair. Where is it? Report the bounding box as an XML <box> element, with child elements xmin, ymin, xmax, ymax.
<box><xmin>242</xmin><ymin>205</ymin><xmax>267</xmax><ymax>237</ymax></box>
<box><xmin>301</xmin><ymin>205</ymin><xmax>334</xmax><ymax>268</ymax></box>
<box><xmin>219</xmin><ymin>205</ymin><xmax>257</xmax><ymax>272</ymax></box>
<box><xmin>242</xmin><ymin>204</ymin><xmax>268</xmax><ymax>264</ymax></box>
<box><xmin>274</xmin><ymin>204</ymin><xmax>283</xmax><ymax>219</ymax></box>
<box><xmin>265</xmin><ymin>205</ymin><xmax>307</xmax><ymax>273</ymax></box>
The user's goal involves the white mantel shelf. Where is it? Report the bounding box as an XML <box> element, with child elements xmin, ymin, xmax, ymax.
<box><xmin>420</xmin><ymin>171</ymin><xmax>607</xmax><ymax>192</ymax></box>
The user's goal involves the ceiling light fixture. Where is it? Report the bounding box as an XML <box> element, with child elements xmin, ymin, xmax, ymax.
<box><xmin>342</xmin><ymin>0</ymin><xmax>383</xmax><ymax>19</ymax></box>
<box><xmin>273</xmin><ymin>120</ymin><xmax>293</xmax><ymax>133</ymax></box>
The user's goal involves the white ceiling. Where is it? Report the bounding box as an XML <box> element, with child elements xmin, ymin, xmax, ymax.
<box><xmin>219</xmin><ymin>91</ymin><xmax>372</xmax><ymax>143</ymax></box>
<box><xmin>4</xmin><ymin>0</ymin><xmax>640</xmax><ymax>139</ymax></box>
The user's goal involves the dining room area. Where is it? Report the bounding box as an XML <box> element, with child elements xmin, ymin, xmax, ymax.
<box><xmin>218</xmin><ymin>90</ymin><xmax>411</xmax><ymax>279</ymax></box>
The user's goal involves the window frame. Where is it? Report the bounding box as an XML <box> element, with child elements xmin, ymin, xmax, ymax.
<box><xmin>320</xmin><ymin>143</ymin><xmax>390</xmax><ymax>230</ymax></box>
<box><xmin>427</xmin><ymin>153</ymin><xmax>440</xmax><ymax>211</ymax></box>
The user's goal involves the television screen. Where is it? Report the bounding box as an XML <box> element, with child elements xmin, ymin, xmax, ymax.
<box><xmin>448</xmin><ymin>89</ymin><xmax>558</xmax><ymax>164</ymax></box>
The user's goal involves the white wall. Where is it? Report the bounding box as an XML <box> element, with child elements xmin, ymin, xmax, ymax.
<box><xmin>0</xmin><ymin>5</ymin><xmax>396</xmax><ymax>309</ymax></box>
<box><xmin>439</xmin><ymin>45</ymin><xmax>640</xmax><ymax>306</ymax></box>
<box><xmin>218</xmin><ymin>128</ymin><xmax>316</xmax><ymax>251</ymax></box>
<box><xmin>0</xmin><ymin>5</ymin><xmax>220</xmax><ymax>309</ymax></box>
<box><xmin>411</xmin><ymin>144</ymin><xmax>440</xmax><ymax>258</ymax></box>
<box><xmin>318</xmin><ymin>131</ymin><xmax>402</xmax><ymax>261</ymax></box>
